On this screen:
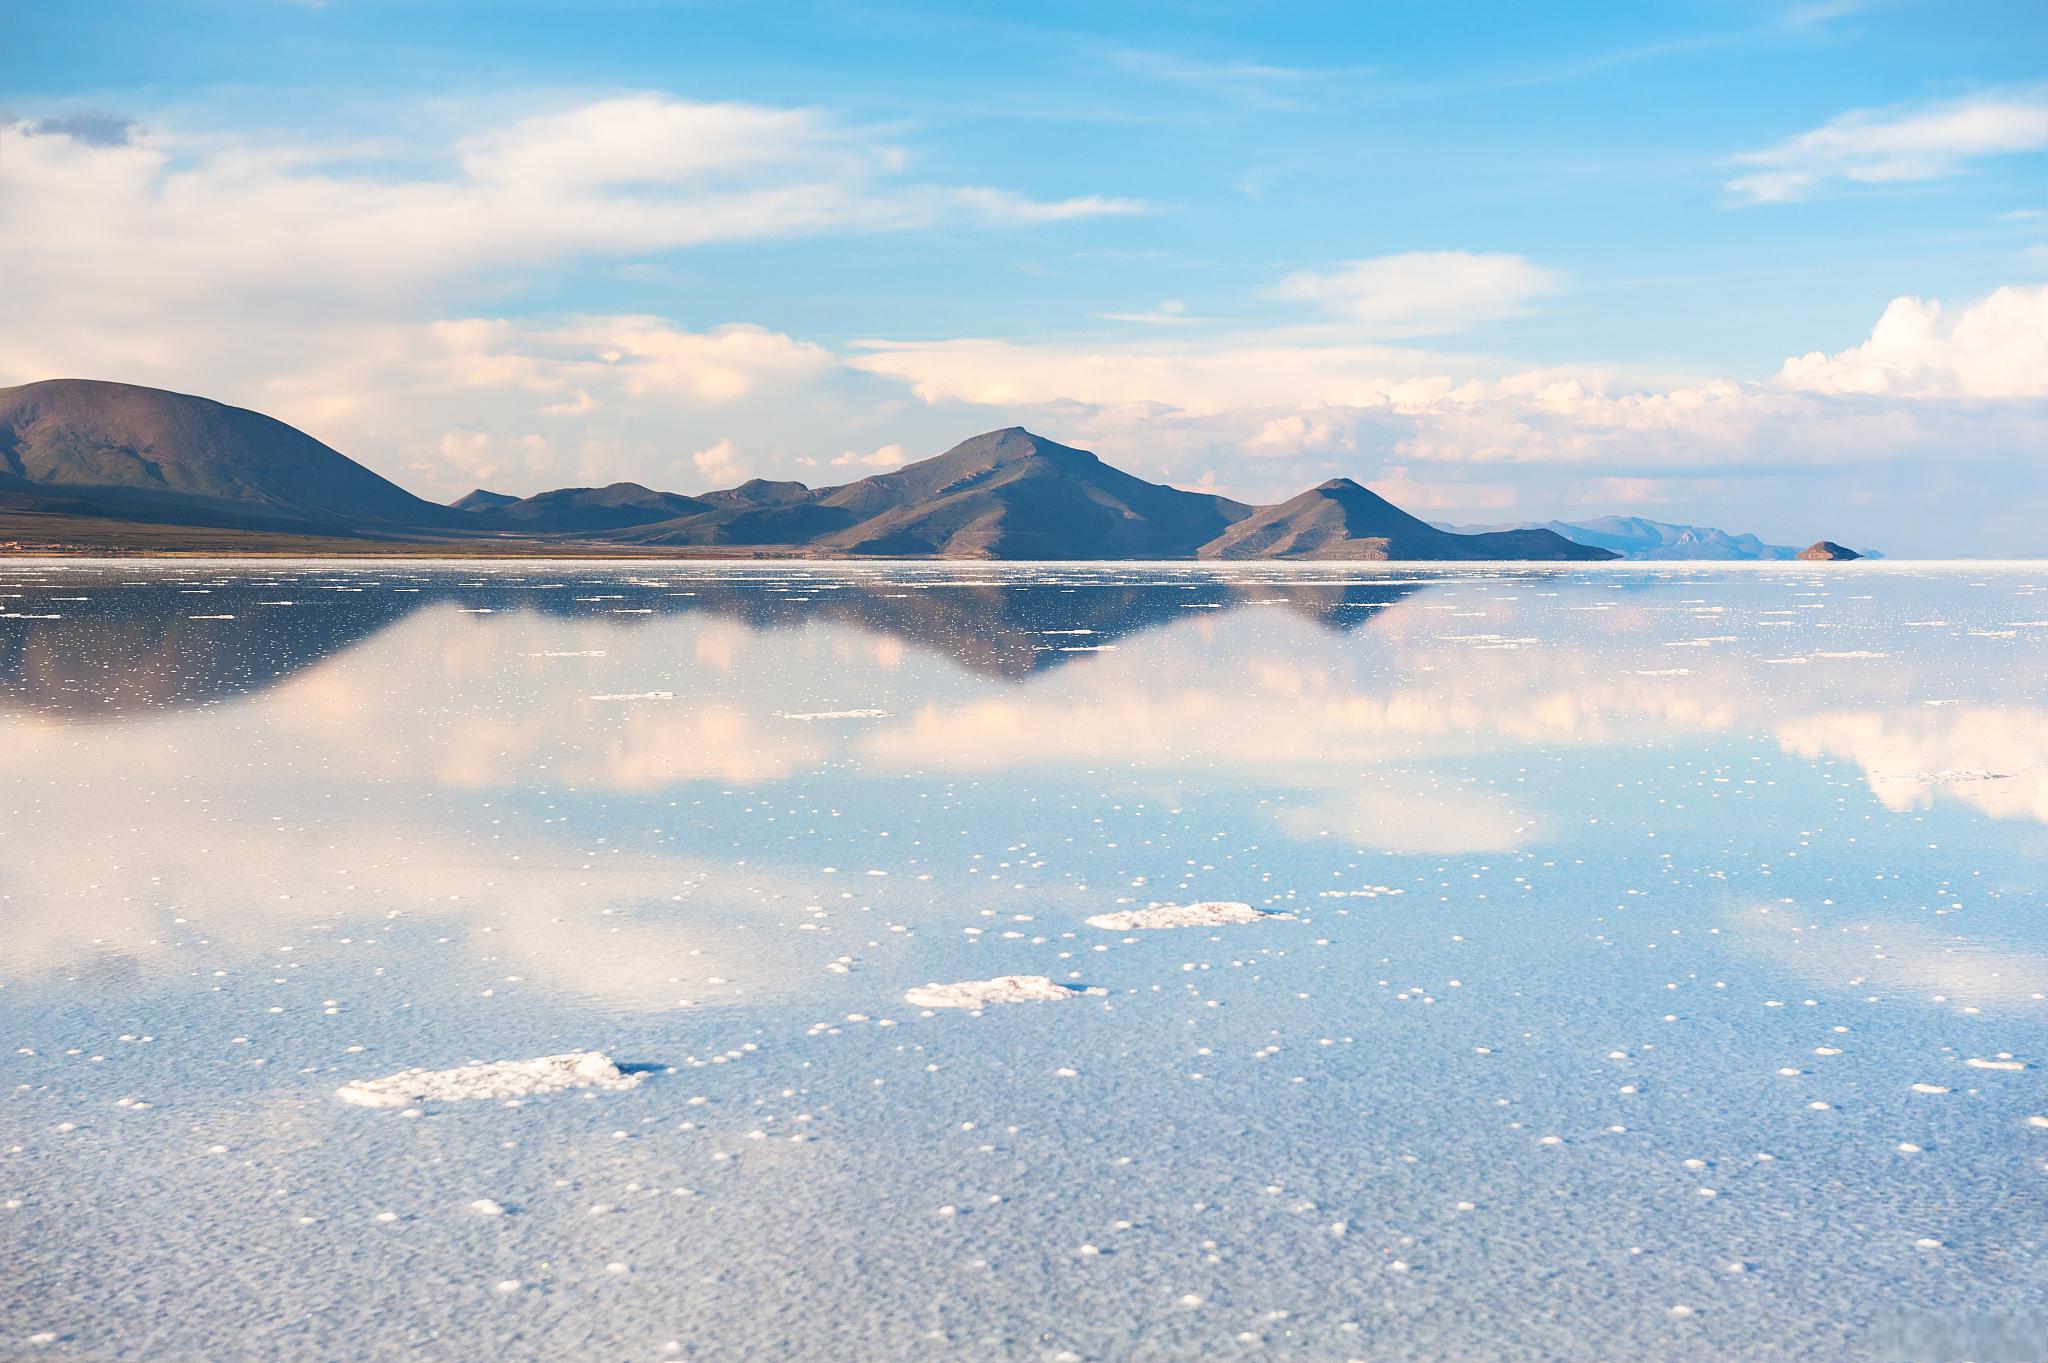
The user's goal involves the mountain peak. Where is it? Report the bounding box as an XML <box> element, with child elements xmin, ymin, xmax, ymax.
<box><xmin>964</xmin><ymin>426</ymin><xmax>1091</xmax><ymax>460</ymax></box>
<box><xmin>1313</xmin><ymin>477</ymin><xmax>1363</xmax><ymax>492</ymax></box>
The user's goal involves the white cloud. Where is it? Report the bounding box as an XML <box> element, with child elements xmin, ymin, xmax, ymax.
<box><xmin>0</xmin><ymin>95</ymin><xmax>1141</xmax><ymax>401</ymax></box>
<box><xmin>1728</xmin><ymin>90</ymin><xmax>2048</xmax><ymax>204</ymax></box>
<box><xmin>692</xmin><ymin>438</ymin><xmax>746</xmax><ymax>485</ymax></box>
<box><xmin>1244</xmin><ymin>408</ymin><xmax>1360</xmax><ymax>458</ymax></box>
<box><xmin>853</xmin><ymin>286</ymin><xmax>2048</xmax><ymax>472</ymax></box>
<box><xmin>429</xmin><ymin>315</ymin><xmax>840</xmax><ymax>404</ymax></box>
<box><xmin>849</xmin><ymin>334</ymin><xmax>1481</xmax><ymax>413</ymax></box>
<box><xmin>844</xmin><ymin>283</ymin><xmax>2048</xmax><ymax>544</ymax></box>
<box><xmin>1094</xmin><ymin>299</ymin><xmax>1200</xmax><ymax>325</ymax></box>
<box><xmin>1268</xmin><ymin>251</ymin><xmax>1563</xmax><ymax>335</ymax></box>
<box><xmin>832</xmin><ymin>443</ymin><xmax>907</xmax><ymax>470</ymax></box>
<box><xmin>1774</xmin><ymin>284</ymin><xmax>2048</xmax><ymax>397</ymax></box>
<box><xmin>0</xmin><ymin>95</ymin><xmax>1143</xmax><ymax>309</ymax></box>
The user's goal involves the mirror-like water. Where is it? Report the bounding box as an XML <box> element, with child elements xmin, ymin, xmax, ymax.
<box><xmin>3</xmin><ymin>560</ymin><xmax>2044</xmax><ymax>1362</ymax></box>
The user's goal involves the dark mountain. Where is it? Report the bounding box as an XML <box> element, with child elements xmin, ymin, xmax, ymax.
<box><xmin>621</xmin><ymin>500</ymin><xmax>861</xmax><ymax>547</ymax></box>
<box><xmin>1797</xmin><ymin>540</ymin><xmax>1862</xmax><ymax>561</ymax></box>
<box><xmin>699</xmin><ymin>478</ymin><xmax>814</xmax><ymax>508</ymax></box>
<box><xmin>0</xmin><ymin>379</ymin><xmax>464</xmax><ymax>533</ymax></box>
<box><xmin>452</xmin><ymin>489</ymin><xmax>520</xmax><ymax>513</ymax></box>
<box><xmin>1200</xmin><ymin>478</ymin><xmax>1612</xmax><ymax>561</ymax></box>
<box><xmin>808</xmin><ymin>427</ymin><xmax>1251</xmax><ymax>558</ymax></box>
<box><xmin>462</xmin><ymin>481</ymin><xmax>714</xmax><ymax>533</ymax></box>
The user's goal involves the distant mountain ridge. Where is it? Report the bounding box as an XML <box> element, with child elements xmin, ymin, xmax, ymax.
<box><xmin>0</xmin><ymin>378</ymin><xmax>1663</xmax><ymax>560</ymax></box>
<box><xmin>1432</xmin><ymin>514</ymin><xmax>1881</xmax><ymax>561</ymax></box>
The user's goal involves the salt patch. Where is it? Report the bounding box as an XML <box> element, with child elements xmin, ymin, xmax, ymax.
<box><xmin>779</xmin><ymin>709</ymin><xmax>890</xmax><ymax>721</ymax></box>
<box><xmin>1085</xmin><ymin>902</ymin><xmax>1292</xmax><ymax>931</ymax></box>
<box><xmin>587</xmin><ymin>692</ymin><xmax>674</xmax><ymax>702</ymax></box>
<box><xmin>336</xmin><ymin>1052</ymin><xmax>642</xmax><ymax>1108</ymax></box>
<box><xmin>1964</xmin><ymin>1057</ymin><xmax>2026</xmax><ymax>1071</ymax></box>
<box><xmin>904</xmin><ymin>976</ymin><xmax>1082</xmax><ymax>1009</ymax></box>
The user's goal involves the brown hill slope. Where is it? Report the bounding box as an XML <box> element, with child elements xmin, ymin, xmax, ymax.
<box><xmin>0</xmin><ymin>379</ymin><xmax>463</xmax><ymax>533</ymax></box>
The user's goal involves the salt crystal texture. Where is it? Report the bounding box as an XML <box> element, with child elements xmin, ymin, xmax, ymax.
<box><xmin>335</xmin><ymin>1052</ymin><xmax>641</xmax><ymax>1108</ymax></box>
<box><xmin>1085</xmin><ymin>901</ymin><xmax>1291</xmax><ymax>931</ymax></box>
<box><xmin>904</xmin><ymin>976</ymin><xmax>1082</xmax><ymax>1009</ymax></box>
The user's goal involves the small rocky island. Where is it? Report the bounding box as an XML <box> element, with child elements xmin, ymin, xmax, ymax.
<box><xmin>1797</xmin><ymin>541</ymin><xmax>1863</xmax><ymax>561</ymax></box>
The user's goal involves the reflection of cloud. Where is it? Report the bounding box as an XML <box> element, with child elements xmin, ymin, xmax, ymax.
<box><xmin>1272</xmin><ymin>785</ymin><xmax>1532</xmax><ymax>853</ymax></box>
<box><xmin>253</xmin><ymin>607</ymin><xmax>828</xmax><ymax>790</ymax></box>
<box><xmin>0</xmin><ymin>691</ymin><xmax>817</xmax><ymax>1003</ymax></box>
<box><xmin>1777</xmin><ymin>707</ymin><xmax>2048</xmax><ymax>824</ymax></box>
<box><xmin>1729</xmin><ymin>904</ymin><xmax>2048</xmax><ymax>1012</ymax></box>
<box><xmin>859</xmin><ymin>654</ymin><xmax>1741</xmax><ymax>779</ymax></box>
<box><xmin>0</xmin><ymin>796</ymin><xmax>813</xmax><ymax>1007</ymax></box>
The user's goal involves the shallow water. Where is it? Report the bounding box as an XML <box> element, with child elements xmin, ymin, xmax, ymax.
<box><xmin>2</xmin><ymin>559</ymin><xmax>2044</xmax><ymax>1362</ymax></box>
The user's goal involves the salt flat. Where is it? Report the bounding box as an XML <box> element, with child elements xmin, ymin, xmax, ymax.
<box><xmin>2</xmin><ymin>560</ymin><xmax>2044</xmax><ymax>1362</ymax></box>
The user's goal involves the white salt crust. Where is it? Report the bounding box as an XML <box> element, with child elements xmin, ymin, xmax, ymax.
<box><xmin>1085</xmin><ymin>901</ymin><xmax>1292</xmax><ymax>931</ymax></box>
<box><xmin>335</xmin><ymin>1052</ymin><xmax>642</xmax><ymax>1108</ymax></box>
<box><xmin>904</xmin><ymin>976</ymin><xmax>1082</xmax><ymax>1009</ymax></box>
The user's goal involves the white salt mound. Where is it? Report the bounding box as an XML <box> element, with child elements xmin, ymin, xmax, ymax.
<box><xmin>1085</xmin><ymin>901</ymin><xmax>1291</xmax><ymax>931</ymax></box>
<box><xmin>335</xmin><ymin>1052</ymin><xmax>641</xmax><ymax>1108</ymax></box>
<box><xmin>905</xmin><ymin>975</ymin><xmax>1081</xmax><ymax>1009</ymax></box>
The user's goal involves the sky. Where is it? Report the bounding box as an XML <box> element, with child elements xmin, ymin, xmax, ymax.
<box><xmin>2</xmin><ymin>0</ymin><xmax>2044</xmax><ymax>554</ymax></box>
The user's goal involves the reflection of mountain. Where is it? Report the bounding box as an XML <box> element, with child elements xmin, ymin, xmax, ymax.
<box><xmin>0</xmin><ymin>569</ymin><xmax>1438</xmax><ymax>717</ymax></box>
<box><xmin>0</xmin><ymin>582</ymin><xmax>420</xmax><ymax>719</ymax></box>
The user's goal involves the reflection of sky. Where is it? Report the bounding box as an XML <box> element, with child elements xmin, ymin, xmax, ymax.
<box><xmin>3</xmin><ymin>564</ymin><xmax>2046</xmax><ymax>994</ymax></box>
<box><xmin>3</xmin><ymin>562</ymin><xmax>2047</xmax><ymax>1362</ymax></box>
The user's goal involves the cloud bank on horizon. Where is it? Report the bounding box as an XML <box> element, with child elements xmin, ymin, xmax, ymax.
<box><xmin>1</xmin><ymin>1</ymin><xmax>2043</xmax><ymax>554</ymax></box>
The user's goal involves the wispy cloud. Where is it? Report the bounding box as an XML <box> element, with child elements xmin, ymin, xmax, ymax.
<box><xmin>1093</xmin><ymin>299</ymin><xmax>1204</xmax><ymax>326</ymax></box>
<box><xmin>1727</xmin><ymin>89</ymin><xmax>2048</xmax><ymax>204</ymax></box>
<box><xmin>1268</xmin><ymin>251</ymin><xmax>1563</xmax><ymax>336</ymax></box>
<box><xmin>0</xmin><ymin>92</ymin><xmax>1146</xmax><ymax>335</ymax></box>
<box><xmin>1103</xmin><ymin>48</ymin><xmax>1326</xmax><ymax>110</ymax></box>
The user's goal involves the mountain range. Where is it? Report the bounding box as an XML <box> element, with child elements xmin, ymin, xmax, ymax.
<box><xmin>0</xmin><ymin>378</ymin><xmax>1853</xmax><ymax>560</ymax></box>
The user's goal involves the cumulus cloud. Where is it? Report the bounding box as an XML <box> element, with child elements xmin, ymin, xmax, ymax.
<box><xmin>855</xmin><ymin>285</ymin><xmax>2048</xmax><ymax>474</ymax></box>
<box><xmin>692</xmin><ymin>438</ymin><xmax>746</xmax><ymax>484</ymax></box>
<box><xmin>848</xmin><ymin>283</ymin><xmax>2048</xmax><ymax>544</ymax></box>
<box><xmin>1268</xmin><ymin>251</ymin><xmax>1563</xmax><ymax>335</ymax></box>
<box><xmin>1727</xmin><ymin>90</ymin><xmax>2048</xmax><ymax>204</ymax></box>
<box><xmin>1774</xmin><ymin>284</ymin><xmax>2048</xmax><ymax>398</ymax></box>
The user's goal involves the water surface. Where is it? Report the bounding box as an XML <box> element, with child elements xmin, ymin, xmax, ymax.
<box><xmin>3</xmin><ymin>560</ymin><xmax>2044</xmax><ymax>1361</ymax></box>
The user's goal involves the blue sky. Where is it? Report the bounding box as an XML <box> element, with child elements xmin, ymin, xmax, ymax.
<box><xmin>4</xmin><ymin>0</ymin><xmax>2045</xmax><ymax>552</ymax></box>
